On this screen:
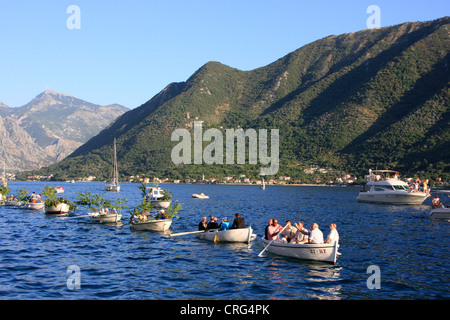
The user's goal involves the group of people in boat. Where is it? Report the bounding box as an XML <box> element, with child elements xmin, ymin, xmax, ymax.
<box><xmin>265</xmin><ymin>218</ymin><xmax>339</xmax><ymax>245</ymax></box>
<box><xmin>131</xmin><ymin>209</ymin><xmax>167</xmax><ymax>223</ymax></box>
<box><xmin>432</xmin><ymin>195</ymin><xmax>448</xmax><ymax>209</ymax></box>
<box><xmin>198</xmin><ymin>213</ymin><xmax>246</xmax><ymax>231</ymax></box>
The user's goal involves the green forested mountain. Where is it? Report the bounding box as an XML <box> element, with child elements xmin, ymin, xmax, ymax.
<box><xmin>21</xmin><ymin>17</ymin><xmax>450</xmax><ymax>182</ymax></box>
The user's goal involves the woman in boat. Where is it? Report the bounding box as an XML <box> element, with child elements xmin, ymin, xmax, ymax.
<box><xmin>198</xmin><ymin>216</ymin><xmax>208</xmax><ymax>230</ymax></box>
<box><xmin>219</xmin><ymin>217</ymin><xmax>232</xmax><ymax>231</ymax></box>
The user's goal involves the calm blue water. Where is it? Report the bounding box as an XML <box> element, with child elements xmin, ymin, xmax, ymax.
<box><xmin>0</xmin><ymin>181</ymin><xmax>448</xmax><ymax>300</ymax></box>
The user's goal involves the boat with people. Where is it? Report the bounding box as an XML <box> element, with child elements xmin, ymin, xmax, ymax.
<box><xmin>357</xmin><ymin>169</ymin><xmax>429</xmax><ymax>205</ymax></box>
<box><xmin>4</xmin><ymin>199</ymin><xmax>22</xmax><ymax>206</ymax></box>
<box><xmin>24</xmin><ymin>201</ymin><xmax>45</xmax><ymax>210</ymax></box>
<box><xmin>130</xmin><ymin>219</ymin><xmax>173</xmax><ymax>232</ymax></box>
<box><xmin>105</xmin><ymin>138</ymin><xmax>120</xmax><ymax>192</ymax></box>
<box><xmin>196</xmin><ymin>227</ymin><xmax>255</xmax><ymax>243</ymax></box>
<box><xmin>145</xmin><ymin>186</ymin><xmax>171</xmax><ymax>208</ymax></box>
<box><xmin>261</xmin><ymin>238</ymin><xmax>339</xmax><ymax>264</ymax></box>
<box><xmin>88</xmin><ymin>209</ymin><xmax>122</xmax><ymax>223</ymax></box>
<box><xmin>192</xmin><ymin>193</ymin><xmax>209</xmax><ymax>199</ymax></box>
<box><xmin>430</xmin><ymin>190</ymin><xmax>450</xmax><ymax>220</ymax></box>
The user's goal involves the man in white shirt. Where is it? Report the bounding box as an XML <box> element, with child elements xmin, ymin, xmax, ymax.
<box><xmin>325</xmin><ymin>223</ymin><xmax>339</xmax><ymax>244</ymax></box>
<box><xmin>308</xmin><ymin>223</ymin><xmax>324</xmax><ymax>244</ymax></box>
<box><xmin>294</xmin><ymin>221</ymin><xmax>309</xmax><ymax>243</ymax></box>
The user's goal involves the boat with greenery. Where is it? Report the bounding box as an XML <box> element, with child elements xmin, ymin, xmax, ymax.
<box><xmin>41</xmin><ymin>185</ymin><xmax>76</xmax><ymax>215</ymax></box>
<box><xmin>75</xmin><ymin>191</ymin><xmax>127</xmax><ymax>223</ymax></box>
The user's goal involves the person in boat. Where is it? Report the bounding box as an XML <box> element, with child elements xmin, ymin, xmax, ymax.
<box><xmin>264</xmin><ymin>219</ymin><xmax>273</xmax><ymax>240</ymax></box>
<box><xmin>37</xmin><ymin>194</ymin><xmax>43</xmax><ymax>202</ymax></box>
<box><xmin>294</xmin><ymin>221</ymin><xmax>309</xmax><ymax>244</ymax></box>
<box><xmin>30</xmin><ymin>192</ymin><xmax>37</xmax><ymax>203</ymax></box>
<box><xmin>231</xmin><ymin>213</ymin><xmax>245</xmax><ymax>229</ymax></box>
<box><xmin>207</xmin><ymin>216</ymin><xmax>219</xmax><ymax>229</ymax></box>
<box><xmin>432</xmin><ymin>195</ymin><xmax>442</xmax><ymax>209</ymax></box>
<box><xmin>267</xmin><ymin>219</ymin><xmax>283</xmax><ymax>240</ymax></box>
<box><xmin>325</xmin><ymin>223</ymin><xmax>339</xmax><ymax>244</ymax></box>
<box><xmin>308</xmin><ymin>223</ymin><xmax>324</xmax><ymax>244</ymax></box>
<box><xmin>219</xmin><ymin>217</ymin><xmax>232</xmax><ymax>231</ymax></box>
<box><xmin>155</xmin><ymin>209</ymin><xmax>167</xmax><ymax>219</ymax></box>
<box><xmin>198</xmin><ymin>216</ymin><xmax>208</xmax><ymax>230</ymax></box>
<box><xmin>280</xmin><ymin>220</ymin><xmax>297</xmax><ymax>243</ymax></box>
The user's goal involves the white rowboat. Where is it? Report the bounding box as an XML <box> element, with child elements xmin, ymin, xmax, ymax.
<box><xmin>24</xmin><ymin>202</ymin><xmax>45</xmax><ymax>210</ymax></box>
<box><xmin>130</xmin><ymin>219</ymin><xmax>172</xmax><ymax>232</ymax></box>
<box><xmin>196</xmin><ymin>227</ymin><xmax>255</xmax><ymax>243</ymax></box>
<box><xmin>45</xmin><ymin>203</ymin><xmax>70</xmax><ymax>214</ymax></box>
<box><xmin>192</xmin><ymin>193</ymin><xmax>209</xmax><ymax>199</ymax></box>
<box><xmin>88</xmin><ymin>212</ymin><xmax>122</xmax><ymax>223</ymax></box>
<box><xmin>261</xmin><ymin>238</ymin><xmax>339</xmax><ymax>264</ymax></box>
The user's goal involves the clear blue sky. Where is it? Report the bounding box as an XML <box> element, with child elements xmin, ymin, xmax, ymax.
<box><xmin>0</xmin><ymin>0</ymin><xmax>448</xmax><ymax>109</ymax></box>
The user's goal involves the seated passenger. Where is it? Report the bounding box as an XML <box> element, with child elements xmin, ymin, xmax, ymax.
<box><xmin>219</xmin><ymin>217</ymin><xmax>232</xmax><ymax>231</ymax></box>
<box><xmin>308</xmin><ymin>223</ymin><xmax>324</xmax><ymax>244</ymax></box>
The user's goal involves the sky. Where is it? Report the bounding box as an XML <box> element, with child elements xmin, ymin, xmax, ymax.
<box><xmin>0</xmin><ymin>0</ymin><xmax>448</xmax><ymax>109</ymax></box>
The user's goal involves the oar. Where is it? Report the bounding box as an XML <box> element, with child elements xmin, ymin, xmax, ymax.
<box><xmin>258</xmin><ymin>224</ymin><xmax>287</xmax><ymax>257</ymax></box>
<box><xmin>169</xmin><ymin>230</ymin><xmax>206</xmax><ymax>237</ymax></box>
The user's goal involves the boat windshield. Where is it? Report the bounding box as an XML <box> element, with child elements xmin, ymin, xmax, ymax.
<box><xmin>392</xmin><ymin>185</ymin><xmax>407</xmax><ymax>190</ymax></box>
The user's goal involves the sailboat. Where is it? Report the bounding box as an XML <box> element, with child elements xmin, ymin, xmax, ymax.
<box><xmin>260</xmin><ymin>176</ymin><xmax>266</xmax><ymax>190</ymax></box>
<box><xmin>105</xmin><ymin>138</ymin><xmax>120</xmax><ymax>192</ymax></box>
<box><xmin>1</xmin><ymin>159</ymin><xmax>7</xmax><ymax>188</ymax></box>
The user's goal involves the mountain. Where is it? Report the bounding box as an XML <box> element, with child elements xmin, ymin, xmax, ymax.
<box><xmin>1</xmin><ymin>91</ymin><xmax>128</xmax><ymax>171</ymax></box>
<box><xmin>21</xmin><ymin>17</ymin><xmax>450</xmax><ymax>182</ymax></box>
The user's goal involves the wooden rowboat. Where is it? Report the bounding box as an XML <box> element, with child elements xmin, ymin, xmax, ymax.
<box><xmin>130</xmin><ymin>219</ymin><xmax>172</xmax><ymax>232</ymax></box>
<box><xmin>24</xmin><ymin>202</ymin><xmax>45</xmax><ymax>210</ymax></box>
<box><xmin>196</xmin><ymin>227</ymin><xmax>255</xmax><ymax>243</ymax></box>
<box><xmin>261</xmin><ymin>238</ymin><xmax>340</xmax><ymax>264</ymax></box>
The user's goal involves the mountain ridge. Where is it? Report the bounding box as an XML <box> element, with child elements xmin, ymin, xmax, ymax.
<box><xmin>20</xmin><ymin>17</ymin><xmax>450</xmax><ymax>181</ymax></box>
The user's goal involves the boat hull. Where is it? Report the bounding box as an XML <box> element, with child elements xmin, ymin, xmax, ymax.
<box><xmin>261</xmin><ymin>238</ymin><xmax>339</xmax><ymax>264</ymax></box>
<box><xmin>45</xmin><ymin>203</ymin><xmax>70</xmax><ymax>214</ymax></box>
<box><xmin>149</xmin><ymin>200</ymin><xmax>171</xmax><ymax>208</ymax></box>
<box><xmin>5</xmin><ymin>200</ymin><xmax>22</xmax><ymax>206</ymax></box>
<box><xmin>357</xmin><ymin>192</ymin><xmax>428</xmax><ymax>205</ymax></box>
<box><xmin>130</xmin><ymin>219</ymin><xmax>172</xmax><ymax>232</ymax></box>
<box><xmin>24</xmin><ymin>202</ymin><xmax>45</xmax><ymax>210</ymax></box>
<box><xmin>89</xmin><ymin>212</ymin><xmax>122</xmax><ymax>223</ymax></box>
<box><xmin>430</xmin><ymin>207</ymin><xmax>450</xmax><ymax>220</ymax></box>
<box><xmin>192</xmin><ymin>194</ymin><xmax>209</xmax><ymax>199</ymax></box>
<box><xmin>105</xmin><ymin>185</ymin><xmax>120</xmax><ymax>192</ymax></box>
<box><xmin>197</xmin><ymin>227</ymin><xmax>255</xmax><ymax>243</ymax></box>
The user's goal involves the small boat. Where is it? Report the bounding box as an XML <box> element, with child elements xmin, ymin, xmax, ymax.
<box><xmin>24</xmin><ymin>202</ymin><xmax>45</xmax><ymax>210</ymax></box>
<box><xmin>430</xmin><ymin>190</ymin><xmax>450</xmax><ymax>220</ymax></box>
<box><xmin>45</xmin><ymin>203</ymin><xmax>70</xmax><ymax>214</ymax></box>
<box><xmin>55</xmin><ymin>186</ymin><xmax>65</xmax><ymax>193</ymax></box>
<box><xmin>192</xmin><ymin>193</ymin><xmax>209</xmax><ymax>199</ymax></box>
<box><xmin>261</xmin><ymin>238</ymin><xmax>339</xmax><ymax>264</ymax></box>
<box><xmin>145</xmin><ymin>187</ymin><xmax>171</xmax><ymax>208</ymax></box>
<box><xmin>196</xmin><ymin>227</ymin><xmax>255</xmax><ymax>243</ymax></box>
<box><xmin>130</xmin><ymin>219</ymin><xmax>172</xmax><ymax>232</ymax></box>
<box><xmin>357</xmin><ymin>169</ymin><xmax>429</xmax><ymax>205</ymax></box>
<box><xmin>105</xmin><ymin>138</ymin><xmax>120</xmax><ymax>192</ymax></box>
<box><xmin>5</xmin><ymin>199</ymin><xmax>22</xmax><ymax>206</ymax></box>
<box><xmin>260</xmin><ymin>176</ymin><xmax>266</xmax><ymax>190</ymax></box>
<box><xmin>88</xmin><ymin>211</ymin><xmax>122</xmax><ymax>223</ymax></box>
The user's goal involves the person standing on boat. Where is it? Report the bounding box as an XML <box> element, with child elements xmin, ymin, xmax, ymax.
<box><xmin>325</xmin><ymin>223</ymin><xmax>339</xmax><ymax>244</ymax></box>
<box><xmin>308</xmin><ymin>223</ymin><xmax>324</xmax><ymax>244</ymax></box>
<box><xmin>198</xmin><ymin>216</ymin><xmax>208</xmax><ymax>230</ymax></box>
<box><xmin>231</xmin><ymin>213</ymin><xmax>245</xmax><ymax>229</ymax></box>
<box><xmin>294</xmin><ymin>221</ymin><xmax>309</xmax><ymax>244</ymax></box>
<box><xmin>219</xmin><ymin>217</ymin><xmax>232</xmax><ymax>231</ymax></box>
<box><xmin>267</xmin><ymin>219</ymin><xmax>283</xmax><ymax>240</ymax></box>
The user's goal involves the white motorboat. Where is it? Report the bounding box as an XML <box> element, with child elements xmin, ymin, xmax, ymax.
<box><xmin>196</xmin><ymin>227</ymin><xmax>255</xmax><ymax>243</ymax></box>
<box><xmin>192</xmin><ymin>193</ymin><xmax>209</xmax><ymax>199</ymax></box>
<box><xmin>88</xmin><ymin>211</ymin><xmax>122</xmax><ymax>223</ymax></box>
<box><xmin>357</xmin><ymin>169</ymin><xmax>429</xmax><ymax>205</ymax></box>
<box><xmin>261</xmin><ymin>238</ymin><xmax>339</xmax><ymax>264</ymax></box>
<box><xmin>105</xmin><ymin>138</ymin><xmax>120</xmax><ymax>192</ymax></box>
<box><xmin>45</xmin><ymin>203</ymin><xmax>70</xmax><ymax>214</ymax></box>
<box><xmin>145</xmin><ymin>187</ymin><xmax>171</xmax><ymax>208</ymax></box>
<box><xmin>24</xmin><ymin>202</ymin><xmax>45</xmax><ymax>210</ymax></box>
<box><xmin>130</xmin><ymin>219</ymin><xmax>172</xmax><ymax>232</ymax></box>
<box><xmin>430</xmin><ymin>190</ymin><xmax>450</xmax><ymax>220</ymax></box>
